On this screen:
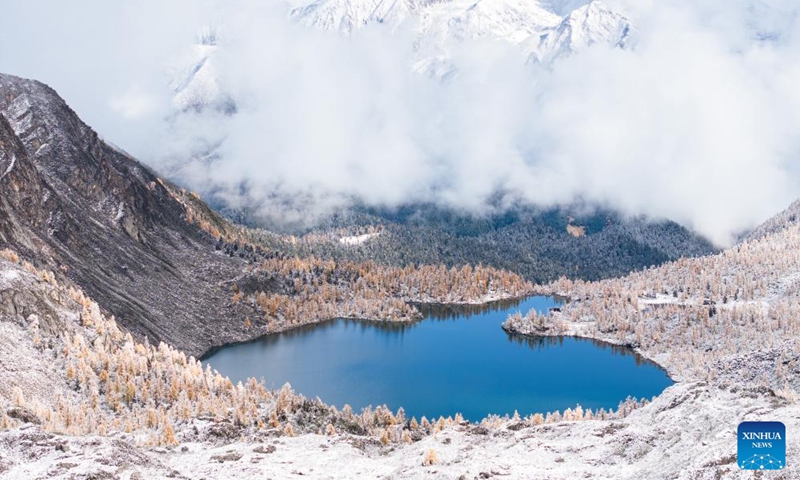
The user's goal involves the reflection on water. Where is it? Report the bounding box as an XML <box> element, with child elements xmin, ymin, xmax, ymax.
<box><xmin>505</xmin><ymin>334</ymin><xmax>654</xmax><ymax>368</ymax></box>
<box><xmin>205</xmin><ymin>295</ymin><xmax>672</xmax><ymax>421</ymax></box>
<box><xmin>413</xmin><ymin>297</ymin><xmax>526</xmax><ymax>320</ymax></box>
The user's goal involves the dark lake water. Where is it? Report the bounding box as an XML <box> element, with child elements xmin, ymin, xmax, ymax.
<box><xmin>204</xmin><ymin>296</ymin><xmax>673</xmax><ymax>421</ymax></box>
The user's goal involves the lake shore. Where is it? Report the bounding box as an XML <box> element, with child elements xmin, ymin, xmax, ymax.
<box><xmin>199</xmin><ymin>290</ymin><xmax>536</xmax><ymax>360</ymax></box>
<box><xmin>203</xmin><ymin>295</ymin><xmax>669</xmax><ymax>421</ymax></box>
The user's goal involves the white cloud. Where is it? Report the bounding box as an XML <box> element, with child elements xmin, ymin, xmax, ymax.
<box><xmin>2</xmin><ymin>0</ymin><xmax>799</xmax><ymax>245</ymax></box>
<box><xmin>109</xmin><ymin>84</ymin><xmax>161</xmax><ymax>120</ymax></box>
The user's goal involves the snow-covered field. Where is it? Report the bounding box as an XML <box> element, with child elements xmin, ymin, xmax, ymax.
<box><xmin>1</xmin><ymin>381</ymin><xmax>796</xmax><ymax>479</ymax></box>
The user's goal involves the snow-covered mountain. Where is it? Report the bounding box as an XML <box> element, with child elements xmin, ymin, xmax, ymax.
<box><xmin>289</xmin><ymin>0</ymin><xmax>629</xmax><ymax>55</ymax></box>
<box><xmin>416</xmin><ymin>0</ymin><xmax>561</xmax><ymax>48</ymax></box>
<box><xmin>524</xmin><ymin>1</ymin><xmax>631</xmax><ymax>64</ymax></box>
<box><xmin>172</xmin><ymin>0</ymin><xmax>631</xmax><ymax>110</ymax></box>
<box><xmin>170</xmin><ymin>44</ymin><xmax>220</xmax><ymax>111</ymax></box>
<box><xmin>290</xmin><ymin>0</ymin><xmax>424</xmax><ymax>33</ymax></box>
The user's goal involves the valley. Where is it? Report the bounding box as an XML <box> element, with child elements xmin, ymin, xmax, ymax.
<box><xmin>1</xmin><ymin>0</ymin><xmax>799</xmax><ymax>477</ymax></box>
<box><xmin>0</xmin><ymin>74</ymin><xmax>797</xmax><ymax>478</ymax></box>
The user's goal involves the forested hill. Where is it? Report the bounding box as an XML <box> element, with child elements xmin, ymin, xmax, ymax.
<box><xmin>242</xmin><ymin>204</ymin><xmax>718</xmax><ymax>283</ymax></box>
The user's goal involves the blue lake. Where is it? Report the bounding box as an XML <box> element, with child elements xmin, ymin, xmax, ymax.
<box><xmin>204</xmin><ymin>296</ymin><xmax>673</xmax><ymax>421</ymax></box>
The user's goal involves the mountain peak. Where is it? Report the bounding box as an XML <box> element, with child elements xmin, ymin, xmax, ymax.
<box><xmin>526</xmin><ymin>0</ymin><xmax>631</xmax><ymax>64</ymax></box>
<box><xmin>175</xmin><ymin>0</ymin><xmax>631</xmax><ymax>106</ymax></box>
<box><xmin>291</xmin><ymin>0</ymin><xmax>383</xmax><ymax>34</ymax></box>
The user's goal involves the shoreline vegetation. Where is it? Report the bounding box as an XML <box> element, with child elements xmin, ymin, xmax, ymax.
<box><xmin>201</xmin><ymin>290</ymin><xmax>574</xmax><ymax>360</ymax></box>
<box><xmin>504</xmin><ymin>222</ymin><xmax>800</xmax><ymax>399</ymax></box>
<box><xmin>216</xmin><ymin>256</ymin><xmax>535</xmax><ymax>355</ymax></box>
<box><xmin>200</xmin><ymin>293</ymin><xmax>539</xmax><ymax>360</ymax></box>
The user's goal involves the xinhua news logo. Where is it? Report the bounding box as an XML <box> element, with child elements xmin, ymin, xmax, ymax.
<box><xmin>738</xmin><ymin>421</ymin><xmax>786</xmax><ymax>470</ymax></box>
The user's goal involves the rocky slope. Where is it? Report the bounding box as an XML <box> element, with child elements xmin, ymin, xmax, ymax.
<box><xmin>2</xmin><ymin>382</ymin><xmax>796</xmax><ymax>479</ymax></box>
<box><xmin>0</xmin><ymin>73</ymin><xmax>266</xmax><ymax>359</ymax></box>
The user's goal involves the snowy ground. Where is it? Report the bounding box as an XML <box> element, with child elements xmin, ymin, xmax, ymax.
<box><xmin>338</xmin><ymin>232</ymin><xmax>381</xmax><ymax>246</ymax></box>
<box><xmin>1</xmin><ymin>381</ymin><xmax>796</xmax><ymax>479</ymax></box>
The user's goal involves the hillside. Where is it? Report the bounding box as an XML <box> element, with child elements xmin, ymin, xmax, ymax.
<box><xmin>744</xmin><ymin>198</ymin><xmax>800</xmax><ymax>242</ymax></box>
<box><xmin>1</xmin><ymin>187</ymin><xmax>799</xmax><ymax>479</ymax></box>
<box><xmin>0</xmin><ymin>73</ymin><xmax>262</xmax><ymax>358</ymax></box>
<box><xmin>245</xmin><ymin>205</ymin><xmax>717</xmax><ymax>283</ymax></box>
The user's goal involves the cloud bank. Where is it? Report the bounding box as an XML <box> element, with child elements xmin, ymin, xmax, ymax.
<box><xmin>2</xmin><ymin>0</ymin><xmax>800</xmax><ymax>245</ymax></box>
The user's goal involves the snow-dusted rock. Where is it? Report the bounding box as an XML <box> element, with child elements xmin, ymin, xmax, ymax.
<box><xmin>525</xmin><ymin>1</ymin><xmax>632</xmax><ymax>64</ymax></box>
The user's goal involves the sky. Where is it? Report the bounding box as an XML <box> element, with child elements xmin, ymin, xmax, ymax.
<box><xmin>1</xmin><ymin>0</ymin><xmax>800</xmax><ymax>245</ymax></box>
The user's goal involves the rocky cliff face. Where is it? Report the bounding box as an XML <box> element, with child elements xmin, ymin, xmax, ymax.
<box><xmin>0</xmin><ymin>73</ymin><xmax>258</xmax><ymax>358</ymax></box>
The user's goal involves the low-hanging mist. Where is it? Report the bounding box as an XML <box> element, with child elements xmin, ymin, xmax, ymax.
<box><xmin>2</xmin><ymin>0</ymin><xmax>800</xmax><ymax>245</ymax></box>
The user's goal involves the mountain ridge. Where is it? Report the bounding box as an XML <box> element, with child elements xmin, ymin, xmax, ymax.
<box><xmin>173</xmin><ymin>0</ymin><xmax>629</xmax><ymax>110</ymax></box>
<box><xmin>0</xmin><ymin>73</ymin><xmax>262</xmax><ymax>358</ymax></box>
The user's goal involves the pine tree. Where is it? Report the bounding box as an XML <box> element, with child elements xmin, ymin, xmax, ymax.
<box><xmin>423</xmin><ymin>449</ymin><xmax>438</xmax><ymax>466</ymax></box>
<box><xmin>531</xmin><ymin>413</ymin><xmax>544</xmax><ymax>426</ymax></box>
<box><xmin>163</xmin><ymin>422</ymin><xmax>178</xmax><ymax>445</ymax></box>
<box><xmin>325</xmin><ymin>423</ymin><xmax>337</xmax><ymax>436</ymax></box>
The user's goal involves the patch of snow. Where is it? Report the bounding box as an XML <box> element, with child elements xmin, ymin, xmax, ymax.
<box><xmin>1</xmin><ymin>269</ymin><xmax>20</xmax><ymax>282</ymax></box>
<box><xmin>638</xmin><ymin>293</ymin><xmax>681</xmax><ymax>306</ymax></box>
<box><xmin>0</xmin><ymin>154</ymin><xmax>15</xmax><ymax>181</ymax></box>
<box><xmin>170</xmin><ymin>44</ymin><xmax>223</xmax><ymax>111</ymax></box>
<box><xmin>524</xmin><ymin>1</ymin><xmax>632</xmax><ymax>64</ymax></box>
<box><xmin>416</xmin><ymin>0</ymin><xmax>562</xmax><ymax>50</ymax></box>
<box><xmin>115</xmin><ymin>202</ymin><xmax>126</xmax><ymax>222</ymax></box>
<box><xmin>339</xmin><ymin>232</ymin><xmax>380</xmax><ymax>246</ymax></box>
<box><xmin>290</xmin><ymin>0</ymin><xmax>384</xmax><ymax>35</ymax></box>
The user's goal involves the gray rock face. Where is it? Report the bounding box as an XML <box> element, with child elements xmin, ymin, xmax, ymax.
<box><xmin>0</xmin><ymin>73</ymin><xmax>259</xmax><ymax>358</ymax></box>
